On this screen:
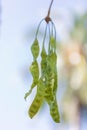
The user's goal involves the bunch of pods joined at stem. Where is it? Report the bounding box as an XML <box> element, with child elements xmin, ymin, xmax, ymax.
<box><xmin>24</xmin><ymin>16</ymin><xmax>60</xmax><ymax>123</ymax></box>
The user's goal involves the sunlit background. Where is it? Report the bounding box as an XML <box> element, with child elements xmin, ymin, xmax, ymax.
<box><xmin>0</xmin><ymin>0</ymin><xmax>87</xmax><ymax>130</ymax></box>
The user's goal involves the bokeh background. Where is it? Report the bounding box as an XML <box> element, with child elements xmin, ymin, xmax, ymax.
<box><xmin>0</xmin><ymin>0</ymin><xmax>87</xmax><ymax>130</ymax></box>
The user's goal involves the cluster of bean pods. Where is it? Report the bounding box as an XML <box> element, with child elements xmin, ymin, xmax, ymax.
<box><xmin>25</xmin><ymin>18</ymin><xmax>60</xmax><ymax>123</ymax></box>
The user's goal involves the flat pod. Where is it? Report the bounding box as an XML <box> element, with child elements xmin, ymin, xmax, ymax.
<box><xmin>30</xmin><ymin>60</ymin><xmax>39</xmax><ymax>81</ymax></box>
<box><xmin>41</xmin><ymin>46</ymin><xmax>47</xmax><ymax>75</ymax></box>
<box><xmin>24</xmin><ymin>60</ymin><xmax>39</xmax><ymax>100</ymax></box>
<box><xmin>44</xmin><ymin>84</ymin><xmax>54</xmax><ymax>104</ymax></box>
<box><xmin>47</xmin><ymin>51</ymin><xmax>58</xmax><ymax>94</ymax></box>
<box><xmin>52</xmin><ymin>52</ymin><xmax>58</xmax><ymax>94</ymax></box>
<box><xmin>47</xmin><ymin>51</ymin><xmax>57</xmax><ymax>70</ymax></box>
<box><xmin>25</xmin><ymin>17</ymin><xmax>60</xmax><ymax>123</ymax></box>
<box><xmin>41</xmin><ymin>46</ymin><xmax>47</xmax><ymax>59</ymax></box>
<box><xmin>50</xmin><ymin>36</ymin><xmax>56</xmax><ymax>50</ymax></box>
<box><xmin>53</xmin><ymin>72</ymin><xmax>58</xmax><ymax>95</ymax></box>
<box><xmin>44</xmin><ymin>64</ymin><xmax>54</xmax><ymax>107</ymax></box>
<box><xmin>45</xmin><ymin>64</ymin><xmax>54</xmax><ymax>82</ymax></box>
<box><xmin>29</xmin><ymin>78</ymin><xmax>45</xmax><ymax>118</ymax></box>
<box><xmin>50</xmin><ymin>99</ymin><xmax>60</xmax><ymax>123</ymax></box>
<box><xmin>31</xmin><ymin>39</ymin><xmax>40</xmax><ymax>59</ymax></box>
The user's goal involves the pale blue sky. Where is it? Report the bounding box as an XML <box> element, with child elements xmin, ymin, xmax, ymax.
<box><xmin>0</xmin><ymin>0</ymin><xmax>87</xmax><ymax>130</ymax></box>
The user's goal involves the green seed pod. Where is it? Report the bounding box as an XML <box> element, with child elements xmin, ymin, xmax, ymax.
<box><xmin>30</xmin><ymin>60</ymin><xmax>39</xmax><ymax>80</ymax></box>
<box><xmin>29</xmin><ymin>78</ymin><xmax>45</xmax><ymax>118</ymax></box>
<box><xmin>47</xmin><ymin>50</ymin><xmax>58</xmax><ymax>94</ymax></box>
<box><xmin>31</xmin><ymin>39</ymin><xmax>39</xmax><ymax>59</ymax></box>
<box><xmin>44</xmin><ymin>50</ymin><xmax>59</xmax><ymax>123</ymax></box>
<box><xmin>52</xmin><ymin>52</ymin><xmax>58</xmax><ymax>94</ymax></box>
<box><xmin>50</xmin><ymin>36</ymin><xmax>56</xmax><ymax>50</ymax></box>
<box><xmin>25</xmin><ymin>18</ymin><xmax>60</xmax><ymax>123</ymax></box>
<box><xmin>50</xmin><ymin>99</ymin><xmax>60</xmax><ymax>123</ymax></box>
<box><xmin>53</xmin><ymin>72</ymin><xmax>58</xmax><ymax>95</ymax></box>
<box><xmin>44</xmin><ymin>64</ymin><xmax>54</xmax><ymax>106</ymax></box>
<box><xmin>44</xmin><ymin>84</ymin><xmax>54</xmax><ymax>104</ymax></box>
<box><xmin>41</xmin><ymin>46</ymin><xmax>47</xmax><ymax>59</ymax></box>
<box><xmin>47</xmin><ymin>51</ymin><xmax>57</xmax><ymax>71</ymax></box>
<box><xmin>41</xmin><ymin>46</ymin><xmax>47</xmax><ymax>76</ymax></box>
<box><xmin>24</xmin><ymin>60</ymin><xmax>39</xmax><ymax>100</ymax></box>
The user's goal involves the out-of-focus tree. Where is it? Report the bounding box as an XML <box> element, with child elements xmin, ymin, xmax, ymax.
<box><xmin>70</xmin><ymin>13</ymin><xmax>87</xmax><ymax>44</ymax></box>
<box><xmin>59</xmin><ymin>13</ymin><xmax>87</xmax><ymax>130</ymax></box>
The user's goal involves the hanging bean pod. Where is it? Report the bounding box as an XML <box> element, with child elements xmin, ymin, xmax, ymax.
<box><xmin>29</xmin><ymin>78</ymin><xmax>45</xmax><ymax>118</ymax></box>
<box><xmin>25</xmin><ymin>15</ymin><xmax>60</xmax><ymax>123</ymax></box>
<box><xmin>50</xmin><ymin>36</ymin><xmax>56</xmax><ymax>51</ymax></box>
<box><xmin>41</xmin><ymin>46</ymin><xmax>47</xmax><ymax>76</ymax></box>
<box><xmin>24</xmin><ymin>60</ymin><xmax>39</xmax><ymax>100</ymax></box>
<box><xmin>50</xmin><ymin>99</ymin><xmax>60</xmax><ymax>123</ymax></box>
<box><xmin>31</xmin><ymin>39</ymin><xmax>39</xmax><ymax>60</ymax></box>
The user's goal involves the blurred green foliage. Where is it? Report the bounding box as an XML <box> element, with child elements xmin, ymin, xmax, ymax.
<box><xmin>59</xmin><ymin>13</ymin><xmax>87</xmax><ymax>124</ymax></box>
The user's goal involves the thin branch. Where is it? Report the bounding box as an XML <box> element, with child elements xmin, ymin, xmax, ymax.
<box><xmin>47</xmin><ymin>0</ymin><xmax>54</xmax><ymax>17</ymax></box>
<box><xmin>45</xmin><ymin>0</ymin><xmax>54</xmax><ymax>23</ymax></box>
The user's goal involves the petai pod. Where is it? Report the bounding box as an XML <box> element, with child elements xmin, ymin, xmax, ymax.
<box><xmin>50</xmin><ymin>36</ymin><xmax>56</xmax><ymax>51</ymax></box>
<box><xmin>24</xmin><ymin>39</ymin><xmax>40</xmax><ymax>100</ymax></box>
<box><xmin>50</xmin><ymin>99</ymin><xmax>60</xmax><ymax>123</ymax></box>
<box><xmin>47</xmin><ymin>49</ymin><xmax>58</xmax><ymax>94</ymax></box>
<box><xmin>29</xmin><ymin>78</ymin><xmax>45</xmax><ymax>118</ymax></box>
<box><xmin>25</xmin><ymin>15</ymin><xmax>60</xmax><ymax>123</ymax></box>
<box><xmin>47</xmin><ymin>50</ymin><xmax>57</xmax><ymax>71</ymax></box>
<box><xmin>41</xmin><ymin>46</ymin><xmax>54</xmax><ymax>104</ymax></box>
<box><xmin>44</xmin><ymin>81</ymin><xmax>54</xmax><ymax>105</ymax></box>
<box><xmin>31</xmin><ymin>39</ymin><xmax>39</xmax><ymax>59</ymax></box>
<box><xmin>30</xmin><ymin>60</ymin><xmax>39</xmax><ymax>82</ymax></box>
<box><xmin>41</xmin><ymin>46</ymin><xmax>47</xmax><ymax>76</ymax></box>
<box><xmin>44</xmin><ymin>60</ymin><xmax>54</xmax><ymax>104</ymax></box>
<box><xmin>44</xmin><ymin>40</ymin><xmax>59</xmax><ymax>122</ymax></box>
<box><xmin>24</xmin><ymin>60</ymin><xmax>39</xmax><ymax>100</ymax></box>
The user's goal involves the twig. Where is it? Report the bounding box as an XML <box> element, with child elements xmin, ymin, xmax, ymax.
<box><xmin>45</xmin><ymin>0</ymin><xmax>54</xmax><ymax>23</ymax></box>
<box><xmin>47</xmin><ymin>0</ymin><xmax>54</xmax><ymax>17</ymax></box>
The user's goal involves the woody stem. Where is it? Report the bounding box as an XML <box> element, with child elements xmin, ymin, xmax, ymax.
<box><xmin>45</xmin><ymin>0</ymin><xmax>54</xmax><ymax>23</ymax></box>
<box><xmin>47</xmin><ymin>0</ymin><xmax>54</xmax><ymax>17</ymax></box>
